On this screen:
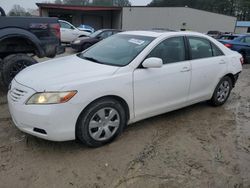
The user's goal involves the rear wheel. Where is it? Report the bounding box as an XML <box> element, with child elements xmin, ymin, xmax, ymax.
<box><xmin>1</xmin><ymin>54</ymin><xmax>37</xmax><ymax>87</ymax></box>
<box><xmin>76</xmin><ymin>98</ymin><xmax>127</xmax><ymax>147</ymax></box>
<box><xmin>209</xmin><ymin>76</ymin><xmax>232</xmax><ymax>106</ymax></box>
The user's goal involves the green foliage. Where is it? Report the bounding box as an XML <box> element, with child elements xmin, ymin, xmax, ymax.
<box><xmin>54</xmin><ymin>0</ymin><xmax>131</xmax><ymax>6</ymax></box>
<box><xmin>148</xmin><ymin>0</ymin><xmax>250</xmax><ymax>20</ymax></box>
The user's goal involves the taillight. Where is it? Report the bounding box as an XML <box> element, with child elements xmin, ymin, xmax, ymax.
<box><xmin>240</xmin><ymin>57</ymin><xmax>244</xmax><ymax>64</ymax></box>
<box><xmin>224</xmin><ymin>43</ymin><xmax>233</xmax><ymax>48</ymax></box>
<box><xmin>50</xmin><ymin>23</ymin><xmax>61</xmax><ymax>39</ymax></box>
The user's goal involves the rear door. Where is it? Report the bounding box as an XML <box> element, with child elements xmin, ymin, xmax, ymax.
<box><xmin>187</xmin><ymin>36</ymin><xmax>228</xmax><ymax>103</ymax></box>
<box><xmin>133</xmin><ymin>36</ymin><xmax>191</xmax><ymax>119</ymax></box>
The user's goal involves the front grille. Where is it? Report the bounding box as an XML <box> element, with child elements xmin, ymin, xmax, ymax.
<box><xmin>10</xmin><ymin>88</ymin><xmax>28</xmax><ymax>103</ymax></box>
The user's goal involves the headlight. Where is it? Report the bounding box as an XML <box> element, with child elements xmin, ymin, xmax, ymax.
<box><xmin>73</xmin><ymin>40</ymin><xmax>81</xmax><ymax>44</ymax></box>
<box><xmin>26</xmin><ymin>91</ymin><xmax>77</xmax><ymax>105</ymax></box>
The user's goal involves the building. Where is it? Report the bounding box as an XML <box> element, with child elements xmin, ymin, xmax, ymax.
<box><xmin>37</xmin><ymin>3</ymin><xmax>237</xmax><ymax>33</ymax></box>
<box><xmin>235</xmin><ymin>21</ymin><xmax>250</xmax><ymax>34</ymax></box>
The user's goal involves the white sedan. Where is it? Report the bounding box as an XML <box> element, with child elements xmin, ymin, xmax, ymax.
<box><xmin>59</xmin><ymin>20</ymin><xmax>90</xmax><ymax>43</ymax></box>
<box><xmin>8</xmin><ymin>31</ymin><xmax>242</xmax><ymax>147</ymax></box>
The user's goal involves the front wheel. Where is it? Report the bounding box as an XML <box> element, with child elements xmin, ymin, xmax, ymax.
<box><xmin>76</xmin><ymin>98</ymin><xmax>127</xmax><ymax>147</ymax></box>
<box><xmin>209</xmin><ymin>76</ymin><xmax>232</xmax><ymax>106</ymax></box>
<box><xmin>1</xmin><ymin>54</ymin><xmax>37</xmax><ymax>87</ymax></box>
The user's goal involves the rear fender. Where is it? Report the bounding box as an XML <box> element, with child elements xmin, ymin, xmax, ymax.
<box><xmin>0</xmin><ymin>28</ymin><xmax>45</xmax><ymax>57</ymax></box>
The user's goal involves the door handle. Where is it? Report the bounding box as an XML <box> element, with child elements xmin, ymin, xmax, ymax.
<box><xmin>219</xmin><ymin>60</ymin><xmax>226</xmax><ymax>64</ymax></box>
<box><xmin>181</xmin><ymin>67</ymin><xmax>191</xmax><ymax>72</ymax></box>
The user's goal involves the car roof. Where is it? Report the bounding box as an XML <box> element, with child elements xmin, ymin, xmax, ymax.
<box><xmin>120</xmin><ymin>30</ymin><xmax>205</xmax><ymax>38</ymax></box>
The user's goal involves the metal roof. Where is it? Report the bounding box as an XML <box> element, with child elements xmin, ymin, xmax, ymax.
<box><xmin>236</xmin><ymin>21</ymin><xmax>250</xmax><ymax>27</ymax></box>
<box><xmin>36</xmin><ymin>3</ymin><xmax>122</xmax><ymax>11</ymax></box>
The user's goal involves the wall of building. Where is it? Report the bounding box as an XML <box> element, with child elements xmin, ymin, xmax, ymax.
<box><xmin>235</xmin><ymin>27</ymin><xmax>248</xmax><ymax>34</ymax></box>
<box><xmin>122</xmin><ymin>7</ymin><xmax>237</xmax><ymax>33</ymax></box>
<box><xmin>41</xmin><ymin>8</ymin><xmax>115</xmax><ymax>30</ymax></box>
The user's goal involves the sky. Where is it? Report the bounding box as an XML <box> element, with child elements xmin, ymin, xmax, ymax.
<box><xmin>0</xmin><ymin>0</ymin><xmax>152</xmax><ymax>12</ymax></box>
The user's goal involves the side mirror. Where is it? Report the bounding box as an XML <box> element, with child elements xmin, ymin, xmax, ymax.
<box><xmin>142</xmin><ymin>57</ymin><xmax>163</xmax><ymax>68</ymax></box>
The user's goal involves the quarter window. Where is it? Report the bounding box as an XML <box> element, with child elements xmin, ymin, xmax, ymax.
<box><xmin>211</xmin><ymin>43</ymin><xmax>224</xmax><ymax>56</ymax></box>
<box><xmin>188</xmin><ymin>37</ymin><xmax>213</xmax><ymax>59</ymax></box>
<box><xmin>147</xmin><ymin>37</ymin><xmax>186</xmax><ymax>64</ymax></box>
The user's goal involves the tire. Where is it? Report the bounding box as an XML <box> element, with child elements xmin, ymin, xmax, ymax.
<box><xmin>76</xmin><ymin>98</ymin><xmax>127</xmax><ymax>147</ymax></box>
<box><xmin>209</xmin><ymin>76</ymin><xmax>233</xmax><ymax>106</ymax></box>
<box><xmin>1</xmin><ymin>54</ymin><xmax>37</xmax><ymax>88</ymax></box>
<box><xmin>82</xmin><ymin>43</ymin><xmax>92</xmax><ymax>51</ymax></box>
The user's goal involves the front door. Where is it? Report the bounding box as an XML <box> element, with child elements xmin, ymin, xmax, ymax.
<box><xmin>133</xmin><ymin>36</ymin><xmax>191</xmax><ymax>119</ymax></box>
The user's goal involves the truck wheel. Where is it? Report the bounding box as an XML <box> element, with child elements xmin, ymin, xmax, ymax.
<box><xmin>2</xmin><ymin>54</ymin><xmax>38</xmax><ymax>87</ymax></box>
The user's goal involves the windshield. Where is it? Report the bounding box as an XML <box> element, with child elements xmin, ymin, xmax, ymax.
<box><xmin>79</xmin><ymin>34</ymin><xmax>155</xmax><ymax>66</ymax></box>
<box><xmin>90</xmin><ymin>30</ymin><xmax>103</xmax><ymax>38</ymax></box>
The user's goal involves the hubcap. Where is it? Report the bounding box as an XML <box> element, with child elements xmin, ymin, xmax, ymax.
<box><xmin>217</xmin><ymin>80</ymin><xmax>230</xmax><ymax>103</ymax></box>
<box><xmin>88</xmin><ymin>108</ymin><xmax>120</xmax><ymax>141</ymax></box>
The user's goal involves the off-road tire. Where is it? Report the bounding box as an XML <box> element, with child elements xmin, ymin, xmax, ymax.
<box><xmin>2</xmin><ymin>54</ymin><xmax>37</xmax><ymax>87</ymax></box>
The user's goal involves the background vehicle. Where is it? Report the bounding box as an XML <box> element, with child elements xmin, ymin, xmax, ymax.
<box><xmin>219</xmin><ymin>34</ymin><xmax>250</xmax><ymax>63</ymax></box>
<box><xmin>218</xmin><ymin>34</ymin><xmax>242</xmax><ymax>41</ymax></box>
<box><xmin>207</xmin><ymin>30</ymin><xmax>222</xmax><ymax>39</ymax></box>
<box><xmin>8</xmin><ymin>31</ymin><xmax>242</xmax><ymax>147</ymax></box>
<box><xmin>77</xmin><ymin>24</ymin><xmax>95</xmax><ymax>33</ymax></box>
<box><xmin>71</xmin><ymin>29</ymin><xmax>122</xmax><ymax>52</ymax></box>
<box><xmin>0</xmin><ymin>7</ymin><xmax>64</xmax><ymax>87</ymax></box>
<box><xmin>59</xmin><ymin>20</ymin><xmax>90</xmax><ymax>43</ymax></box>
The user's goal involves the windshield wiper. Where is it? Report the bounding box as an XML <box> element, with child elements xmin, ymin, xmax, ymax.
<box><xmin>82</xmin><ymin>56</ymin><xmax>103</xmax><ymax>64</ymax></box>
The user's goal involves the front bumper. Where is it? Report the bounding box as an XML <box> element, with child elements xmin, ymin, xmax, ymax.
<box><xmin>71</xmin><ymin>43</ymin><xmax>82</xmax><ymax>52</ymax></box>
<box><xmin>7</xmin><ymin>80</ymin><xmax>79</xmax><ymax>141</ymax></box>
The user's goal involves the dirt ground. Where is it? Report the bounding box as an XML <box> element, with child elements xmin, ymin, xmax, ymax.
<box><xmin>0</xmin><ymin>50</ymin><xmax>250</xmax><ymax>188</ymax></box>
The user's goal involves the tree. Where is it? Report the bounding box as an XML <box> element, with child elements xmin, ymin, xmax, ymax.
<box><xmin>147</xmin><ymin>0</ymin><xmax>250</xmax><ymax>20</ymax></box>
<box><xmin>114</xmin><ymin>0</ymin><xmax>131</xmax><ymax>6</ymax></box>
<box><xmin>54</xmin><ymin>0</ymin><xmax>63</xmax><ymax>4</ymax></box>
<box><xmin>8</xmin><ymin>5</ymin><xmax>31</xmax><ymax>16</ymax></box>
<box><xmin>55</xmin><ymin>0</ymin><xmax>131</xmax><ymax>6</ymax></box>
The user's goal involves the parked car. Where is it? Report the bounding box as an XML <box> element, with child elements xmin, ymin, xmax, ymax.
<box><xmin>218</xmin><ymin>34</ymin><xmax>250</xmax><ymax>63</ymax></box>
<box><xmin>207</xmin><ymin>30</ymin><xmax>222</xmax><ymax>39</ymax></box>
<box><xmin>8</xmin><ymin>31</ymin><xmax>242</xmax><ymax>147</ymax></box>
<box><xmin>77</xmin><ymin>24</ymin><xmax>95</xmax><ymax>33</ymax></box>
<box><xmin>218</xmin><ymin>34</ymin><xmax>242</xmax><ymax>41</ymax></box>
<box><xmin>59</xmin><ymin>20</ymin><xmax>90</xmax><ymax>43</ymax></box>
<box><xmin>71</xmin><ymin>29</ymin><xmax>122</xmax><ymax>52</ymax></box>
<box><xmin>0</xmin><ymin>7</ymin><xmax>64</xmax><ymax>88</ymax></box>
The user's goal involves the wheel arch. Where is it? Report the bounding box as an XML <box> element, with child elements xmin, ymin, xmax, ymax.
<box><xmin>76</xmin><ymin>95</ymin><xmax>130</xmax><ymax>128</ymax></box>
<box><xmin>0</xmin><ymin>28</ymin><xmax>45</xmax><ymax>58</ymax></box>
<box><xmin>224</xmin><ymin>73</ymin><xmax>236</xmax><ymax>87</ymax></box>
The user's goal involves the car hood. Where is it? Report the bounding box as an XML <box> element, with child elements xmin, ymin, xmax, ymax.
<box><xmin>14</xmin><ymin>55</ymin><xmax>120</xmax><ymax>91</ymax></box>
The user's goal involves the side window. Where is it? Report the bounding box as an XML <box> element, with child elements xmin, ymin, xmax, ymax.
<box><xmin>99</xmin><ymin>31</ymin><xmax>113</xmax><ymax>39</ymax></box>
<box><xmin>188</xmin><ymin>37</ymin><xmax>213</xmax><ymax>59</ymax></box>
<box><xmin>242</xmin><ymin>37</ymin><xmax>250</xmax><ymax>44</ymax></box>
<box><xmin>211</xmin><ymin>43</ymin><xmax>224</xmax><ymax>56</ymax></box>
<box><xmin>60</xmin><ymin>22</ymin><xmax>72</xmax><ymax>29</ymax></box>
<box><xmin>147</xmin><ymin>37</ymin><xmax>186</xmax><ymax>64</ymax></box>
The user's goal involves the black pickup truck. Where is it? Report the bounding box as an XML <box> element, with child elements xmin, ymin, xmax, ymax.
<box><xmin>0</xmin><ymin>7</ymin><xmax>64</xmax><ymax>87</ymax></box>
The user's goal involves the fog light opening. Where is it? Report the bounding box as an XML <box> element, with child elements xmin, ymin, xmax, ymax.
<box><xmin>33</xmin><ymin>128</ymin><xmax>47</xmax><ymax>135</ymax></box>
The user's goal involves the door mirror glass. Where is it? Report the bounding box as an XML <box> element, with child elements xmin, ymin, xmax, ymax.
<box><xmin>142</xmin><ymin>57</ymin><xmax>163</xmax><ymax>68</ymax></box>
